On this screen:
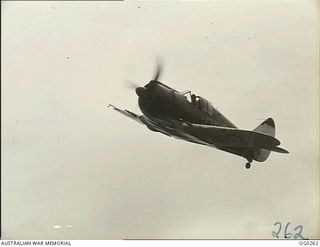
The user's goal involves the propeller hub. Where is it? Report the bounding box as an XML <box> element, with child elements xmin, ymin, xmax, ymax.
<box><xmin>136</xmin><ymin>87</ymin><xmax>147</xmax><ymax>97</ymax></box>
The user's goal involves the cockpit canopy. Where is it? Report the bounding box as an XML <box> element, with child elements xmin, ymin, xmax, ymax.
<box><xmin>181</xmin><ymin>90</ymin><xmax>215</xmax><ymax>117</ymax></box>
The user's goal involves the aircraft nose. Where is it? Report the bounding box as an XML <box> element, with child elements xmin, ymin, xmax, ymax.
<box><xmin>136</xmin><ymin>87</ymin><xmax>147</xmax><ymax>97</ymax></box>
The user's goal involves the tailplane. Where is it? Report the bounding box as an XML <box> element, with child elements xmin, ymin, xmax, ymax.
<box><xmin>270</xmin><ymin>146</ymin><xmax>289</xmax><ymax>154</ymax></box>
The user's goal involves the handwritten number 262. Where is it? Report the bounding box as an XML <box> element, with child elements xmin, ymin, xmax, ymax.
<box><xmin>272</xmin><ymin>222</ymin><xmax>305</xmax><ymax>239</ymax></box>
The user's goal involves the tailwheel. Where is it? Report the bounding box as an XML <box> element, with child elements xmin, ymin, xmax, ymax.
<box><xmin>245</xmin><ymin>162</ymin><xmax>251</xmax><ymax>169</ymax></box>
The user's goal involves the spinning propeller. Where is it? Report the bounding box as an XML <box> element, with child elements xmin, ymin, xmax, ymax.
<box><xmin>152</xmin><ymin>60</ymin><xmax>163</xmax><ymax>82</ymax></box>
<box><xmin>125</xmin><ymin>59</ymin><xmax>163</xmax><ymax>97</ymax></box>
<box><xmin>125</xmin><ymin>80</ymin><xmax>140</xmax><ymax>90</ymax></box>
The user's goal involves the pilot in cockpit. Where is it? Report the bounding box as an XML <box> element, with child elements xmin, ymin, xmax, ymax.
<box><xmin>191</xmin><ymin>94</ymin><xmax>201</xmax><ymax>110</ymax></box>
<box><xmin>191</xmin><ymin>94</ymin><xmax>197</xmax><ymax>104</ymax></box>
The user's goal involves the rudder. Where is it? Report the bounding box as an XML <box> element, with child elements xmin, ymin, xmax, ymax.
<box><xmin>253</xmin><ymin>118</ymin><xmax>275</xmax><ymax>162</ymax></box>
<box><xmin>253</xmin><ymin>118</ymin><xmax>275</xmax><ymax>137</ymax></box>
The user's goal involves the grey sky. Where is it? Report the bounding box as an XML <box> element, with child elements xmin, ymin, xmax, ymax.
<box><xmin>2</xmin><ymin>0</ymin><xmax>319</xmax><ymax>239</ymax></box>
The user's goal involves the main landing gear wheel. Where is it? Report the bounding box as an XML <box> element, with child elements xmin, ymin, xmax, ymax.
<box><xmin>245</xmin><ymin>162</ymin><xmax>251</xmax><ymax>169</ymax></box>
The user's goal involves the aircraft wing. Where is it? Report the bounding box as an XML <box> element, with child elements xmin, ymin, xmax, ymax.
<box><xmin>108</xmin><ymin>104</ymin><xmax>145</xmax><ymax>125</ymax></box>
<box><xmin>181</xmin><ymin>123</ymin><xmax>283</xmax><ymax>150</ymax></box>
<box><xmin>108</xmin><ymin>105</ymin><xmax>287</xmax><ymax>154</ymax></box>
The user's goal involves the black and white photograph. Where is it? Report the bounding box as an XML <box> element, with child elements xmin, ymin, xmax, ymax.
<box><xmin>1</xmin><ymin>0</ymin><xmax>319</xmax><ymax>240</ymax></box>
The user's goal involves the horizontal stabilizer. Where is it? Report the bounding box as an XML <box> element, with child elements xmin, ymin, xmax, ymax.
<box><xmin>270</xmin><ymin>146</ymin><xmax>289</xmax><ymax>154</ymax></box>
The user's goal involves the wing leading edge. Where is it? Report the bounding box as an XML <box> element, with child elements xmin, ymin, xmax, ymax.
<box><xmin>107</xmin><ymin>104</ymin><xmax>145</xmax><ymax>125</ymax></box>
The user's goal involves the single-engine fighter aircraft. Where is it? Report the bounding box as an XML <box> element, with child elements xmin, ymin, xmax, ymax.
<box><xmin>108</xmin><ymin>64</ymin><xmax>289</xmax><ymax>169</ymax></box>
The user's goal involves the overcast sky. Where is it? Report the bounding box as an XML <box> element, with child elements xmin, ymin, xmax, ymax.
<box><xmin>2</xmin><ymin>0</ymin><xmax>319</xmax><ymax>239</ymax></box>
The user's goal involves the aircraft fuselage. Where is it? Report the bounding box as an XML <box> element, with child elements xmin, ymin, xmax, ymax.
<box><xmin>136</xmin><ymin>80</ymin><xmax>236</xmax><ymax>128</ymax></box>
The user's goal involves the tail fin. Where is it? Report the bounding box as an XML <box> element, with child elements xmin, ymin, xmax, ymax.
<box><xmin>253</xmin><ymin>118</ymin><xmax>275</xmax><ymax>137</ymax></box>
<box><xmin>253</xmin><ymin>118</ymin><xmax>275</xmax><ymax>162</ymax></box>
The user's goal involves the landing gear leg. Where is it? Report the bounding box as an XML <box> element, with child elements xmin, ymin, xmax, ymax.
<box><xmin>245</xmin><ymin>162</ymin><xmax>251</xmax><ymax>169</ymax></box>
<box><xmin>245</xmin><ymin>150</ymin><xmax>254</xmax><ymax>169</ymax></box>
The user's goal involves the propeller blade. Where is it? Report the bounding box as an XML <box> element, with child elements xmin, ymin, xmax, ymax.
<box><xmin>125</xmin><ymin>80</ymin><xmax>139</xmax><ymax>90</ymax></box>
<box><xmin>153</xmin><ymin>58</ymin><xmax>163</xmax><ymax>81</ymax></box>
